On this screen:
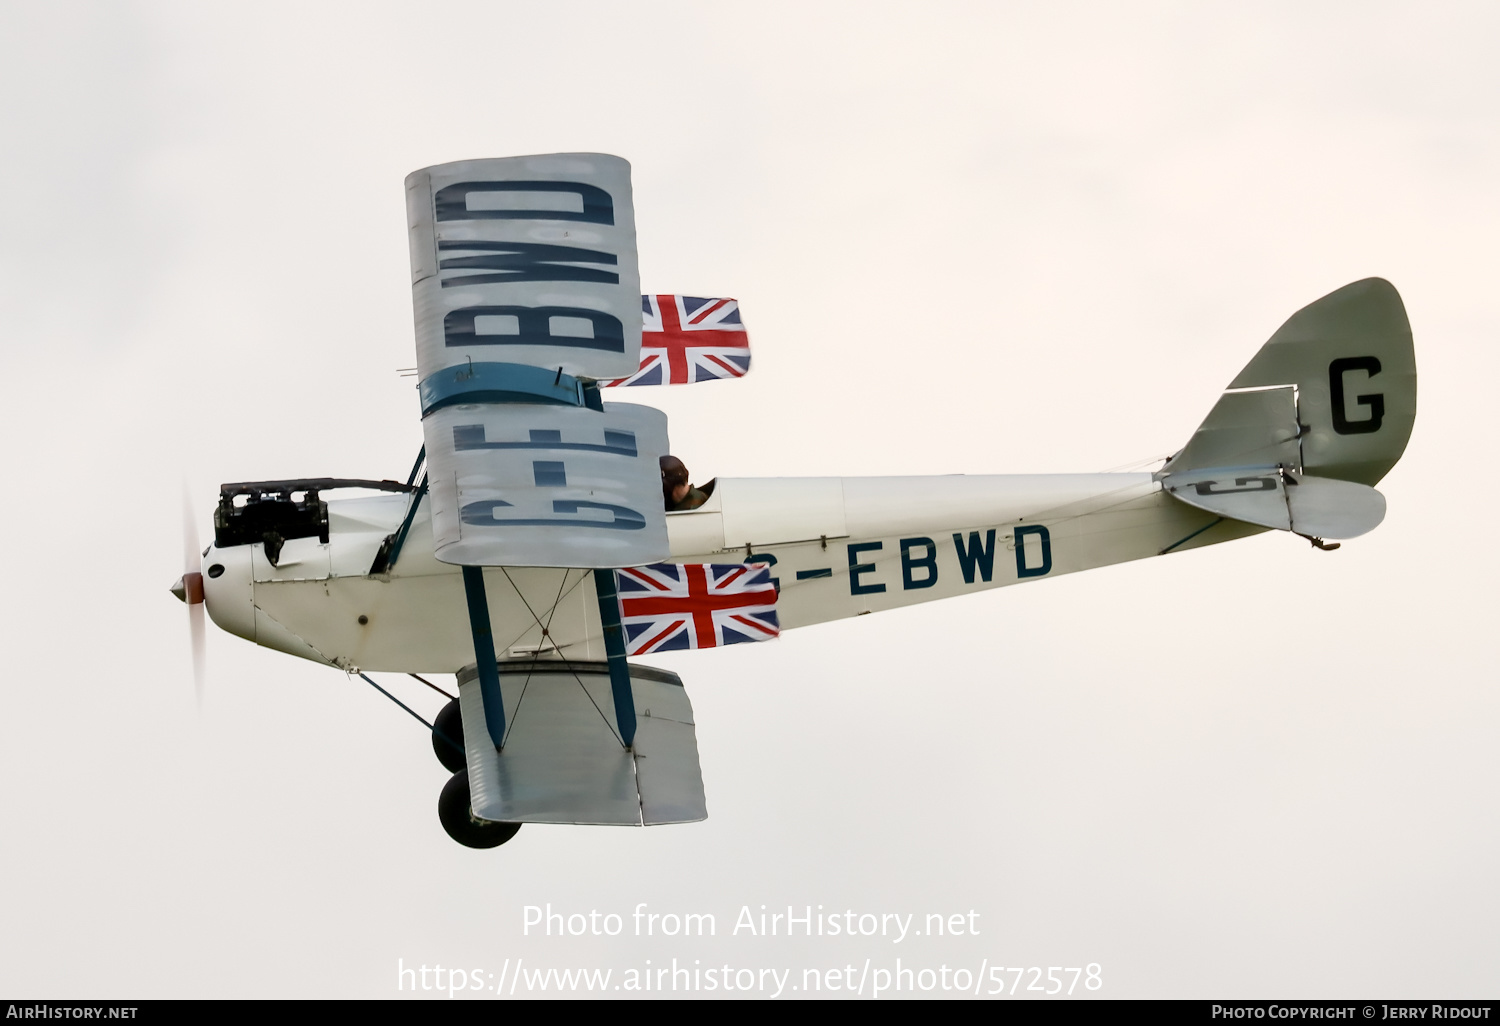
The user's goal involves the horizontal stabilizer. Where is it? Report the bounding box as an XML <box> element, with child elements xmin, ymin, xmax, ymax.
<box><xmin>1163</xmin><ymin>468</ymin><xmax>1386</xmax><ymax>539</ymax></box>
<box><xmin>458</xmin><ymin>661</ymin><xmax>706</xmax><ymax>826</ymax></box>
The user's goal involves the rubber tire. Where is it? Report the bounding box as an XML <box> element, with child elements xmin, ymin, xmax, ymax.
<box><xmin>438</xmin><ymin>769</ymin><xmax>521</xmax><ymax>849</ymax></box>
<box><xmin>432</xmin><ymin>699</ymin><xmax>466</xmax><ymax>773</ymax></box>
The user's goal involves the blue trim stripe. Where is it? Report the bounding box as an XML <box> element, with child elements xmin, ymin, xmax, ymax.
<box><xmin>419</xmin><ymin>361</ymin><xmax>584</xmax><ymax>416</ymax></box>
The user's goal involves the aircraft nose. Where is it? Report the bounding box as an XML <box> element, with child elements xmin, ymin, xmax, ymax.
<box><xmin>201</xmin><ymin>545</ymin><xmax>255</xmax><ymax>643</ymax></box>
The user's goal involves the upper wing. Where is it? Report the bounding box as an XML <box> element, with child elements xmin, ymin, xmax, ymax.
<box><xmin>405</xmin><ymin>154</ymin><xmax>643</xmax><ymax>380</ymax></box>
<box><xmin>423</xmin><ymin>401</ymin><xmax>670</xmax><ymax>568</ymax></box>
<box><xmin>404</xmin><ymin>155</ymin><xmax>670</xmax><ymax>568</ymax></box>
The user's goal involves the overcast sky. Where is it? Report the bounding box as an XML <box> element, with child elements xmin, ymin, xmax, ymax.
<box><xmin>1</xmin><ymin>0</ymin><xmax>1496</xmax><ymax>999</ymax></box>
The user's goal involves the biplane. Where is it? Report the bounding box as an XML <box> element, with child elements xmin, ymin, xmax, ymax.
<box><xmin>171</xmin><ymin>154</ymin><xmax>1416</xmax><ymax>847</ymax></box>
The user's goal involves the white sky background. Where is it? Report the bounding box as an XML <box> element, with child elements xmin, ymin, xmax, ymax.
<box><xmin>0</xmin><ymin>0</ymin><xmax>1495</xmax><ymax>999</ymax></box>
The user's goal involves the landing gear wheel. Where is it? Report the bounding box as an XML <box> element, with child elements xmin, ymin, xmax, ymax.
<box><xmin>438</xmin><ymin>769</ymin><xmax>521</xmax><ymax>849</ymax></box>
<box><xmin>432</xmin><ymin>698</ymin><xmax>466</xmax><ymax>773</ymax></box>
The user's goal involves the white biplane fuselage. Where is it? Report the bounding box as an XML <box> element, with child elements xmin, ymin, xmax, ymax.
<box><xmin>176</xmin><ymin>150</ymin><xmax>1414</xmax><ymax>845</ymax></box>
<box><xmin>202</xmin><ymin>472</ymin><xmax>1256</xmax><ymax>674</ymax></box>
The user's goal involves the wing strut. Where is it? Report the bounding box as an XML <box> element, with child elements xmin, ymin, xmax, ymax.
<box><xmin>591</xmin><ymin>568</ymin><xmax>637</xmax><ymax>748</ymax></box>
<box><xmin>461</xmin><ymin>566</ymin><xmax>507</xmax><ymax>749</ymax></box>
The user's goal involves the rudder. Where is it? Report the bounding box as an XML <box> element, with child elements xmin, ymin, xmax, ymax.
<box><xmin>1168</xmin><ymin>278</ymin><xmax>1416</xmax><ymax>486</ymax></box>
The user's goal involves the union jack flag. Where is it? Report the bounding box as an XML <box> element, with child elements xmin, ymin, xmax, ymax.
<box><xmin>614</xmin><ymin>562</ymin><xmax>780</xmax><ymax>654</ymax></box>
<box><xmin>602</xmin><ymin>295</ymin><xmax>751</xmax><ymax>387</ymax></box>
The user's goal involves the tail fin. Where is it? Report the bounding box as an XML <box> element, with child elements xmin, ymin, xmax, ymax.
<box><xmin>1166</xmin><ymin>278</ymin><xmax>1416</xmax><ymax>486</ymax></box>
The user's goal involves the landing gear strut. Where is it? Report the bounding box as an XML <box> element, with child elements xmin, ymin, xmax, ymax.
<box><xmin>438</xmin><ymin>768</ymin><xmax>521</xmax><ymax>848</ymax></box>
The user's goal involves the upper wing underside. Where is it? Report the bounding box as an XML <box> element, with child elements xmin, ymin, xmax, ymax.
<box><xmin>405</xmin><ymin>155</ymin><xmax>670</xmax><ymax>568</ymax></box>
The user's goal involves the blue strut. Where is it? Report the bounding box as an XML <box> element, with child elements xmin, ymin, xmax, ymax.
<box><xmin>461</xmin><ymin>566</ymin><xmax>506</xmax><ymax>749</ymax></box>
<box><xmin>592</xmin><ymin>568</ymin><xmax>637</xmax><ymax>748</ymax></box>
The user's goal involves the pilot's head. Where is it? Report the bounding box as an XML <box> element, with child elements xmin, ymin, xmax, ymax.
<box><xmin>660</xmin><ymin>455</ymin><xmax>690</xmax><ymax>505</ymax></box>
